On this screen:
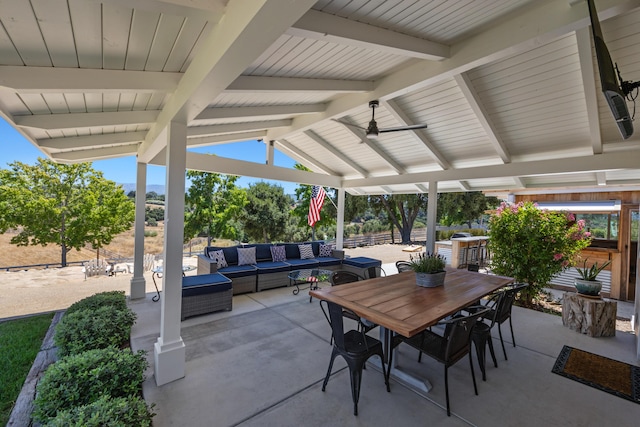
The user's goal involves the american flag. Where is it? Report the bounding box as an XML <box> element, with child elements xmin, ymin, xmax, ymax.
<box><xmin>308</xmin><ymin>185</ymin><xmax>326</xmax><ymax>227</ymax></box>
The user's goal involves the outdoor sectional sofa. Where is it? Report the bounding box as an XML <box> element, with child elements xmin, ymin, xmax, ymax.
<box><xmin>197</xmin><ymin>241</ymin><xmax>380</xmax><ymax>294</ymax></box>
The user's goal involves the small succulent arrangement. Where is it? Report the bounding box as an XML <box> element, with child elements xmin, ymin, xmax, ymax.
<box><xmin>409</xmin><ymin>252</ymin><xmax>446</xmax><ymax>274</ymax></box>
<box><xmin>576</xmin><ymin>258</ymin><xmax>611</xmax><ymax>281</ymax></box>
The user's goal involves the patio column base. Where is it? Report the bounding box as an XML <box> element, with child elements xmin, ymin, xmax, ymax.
<box><xmin>130</xmin><ymin>276</ymin><xmax>146</xmax><ymax>300</ymax></box>
<box><xmin>154</xmin><ymin>337</ymin><xmax>186</xmax><ymax>386</ymax></box>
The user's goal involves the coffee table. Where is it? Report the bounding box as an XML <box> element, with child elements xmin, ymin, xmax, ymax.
<box><xmin>288</xmin><ymin>268</ymin><xmax>333</xmax><ymax>303</ymax></box>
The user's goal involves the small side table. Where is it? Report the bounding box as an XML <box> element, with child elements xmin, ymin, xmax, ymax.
<box><xmin>288</xmin><ymin>269</ymin><xmax>332</xmax><ymax>303</ymax></box>
<box><xmin>151</xmin><ymin>265</ymin><xmax>196</xmax><ymax>302</ymax></box>
<box><xmin>562</xmin><ymin>292</ymin><xmax>617</xmax><ymax>337</ymax></box>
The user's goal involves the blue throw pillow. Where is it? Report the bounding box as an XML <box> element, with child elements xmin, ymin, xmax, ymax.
<box><xmin>270</xmin><ymin>245</ymin><xmax>287</xmax><ymax>262</ymax></box>
<box><xmin>319</xmin><ymin>244</ymin><xmax>333</xmax><ymax>257</ymax></box>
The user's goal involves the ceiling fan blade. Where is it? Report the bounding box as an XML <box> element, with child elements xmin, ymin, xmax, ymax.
<box><xmin>332</xmin><ymin>118</ymin><xmax>367</xmax><ymax>131</ymax></box>
<box><xmin>379</xmin><ymin>123</ymin><xmax>428</xmax><ymax>133</ymax></box>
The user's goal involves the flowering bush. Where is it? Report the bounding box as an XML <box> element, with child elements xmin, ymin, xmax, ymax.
<box><xmin>488</xmin><ymin>201</ymin><xmax>592</xmax><ymax>304</ymax></box>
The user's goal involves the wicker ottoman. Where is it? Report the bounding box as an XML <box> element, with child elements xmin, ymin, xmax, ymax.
<box><xmin>342</xmin><ymin>257</ymin><xmax>383</xmax><ymax>279</ymax></box>
<box><xmin>181</xmin><ymin>273</ymin><xmax>233</xmax><ymax>320</ymax></box>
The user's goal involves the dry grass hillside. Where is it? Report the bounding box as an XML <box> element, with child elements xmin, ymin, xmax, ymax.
<box><xmin>0</xmin><ymin>225</ymin><xmax>166</xmax><ymax>269</ymax></box>
<box><xmin>0</xmin><ymin>222</ymin><xmax>236</xmax><ymax>269</ymax></box>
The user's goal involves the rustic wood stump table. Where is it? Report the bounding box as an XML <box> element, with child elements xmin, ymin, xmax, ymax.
<box><xmin>561</xmin><ymin>292</ymin><xmax>617</xmax><ymax>337</ymax></box>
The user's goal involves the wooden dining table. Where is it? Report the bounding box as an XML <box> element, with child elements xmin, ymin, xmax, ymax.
<box><xmin>310</xmin><ymin>267</ymin><xmax>514</xmax><ymax>395</ymax></box>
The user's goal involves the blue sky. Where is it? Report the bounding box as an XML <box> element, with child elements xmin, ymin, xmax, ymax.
<box><xmin>0</xmin><ymin>117</ymin><xmax>299</xmax><ymax>194</ymax></box>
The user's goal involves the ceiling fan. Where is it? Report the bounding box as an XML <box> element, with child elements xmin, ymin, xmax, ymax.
<box><xmin>334</xmin><ymin>100</ymin><xmax>428</xmax><ymax>139</ymax></box>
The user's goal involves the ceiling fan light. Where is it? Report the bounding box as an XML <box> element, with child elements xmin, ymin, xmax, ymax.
<box><xmin>366</xmin><ymin>120</ymin><xmax>379</xmax><ymax>138</ymax></box>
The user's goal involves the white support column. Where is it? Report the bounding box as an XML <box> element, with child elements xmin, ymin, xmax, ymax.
<box><xmin>426</xmin><ymin>181</ymin><xmax>438</xmax><ymax>253</ymax></box>
<box><xmin>130</xmin><ymin>162</ymin><xmax>147</xmax><ymax>300</ymax></box>
<box><xmin>154</xmin><ymin>121</ymin><xmax>187</xmax><ymax>386</ymax></box>
<box><xmin>336</xmin><ymin>188</ymin><xmax>345</xmax><ymax>250</ymax></box>
<box><xmin>266</xmin><ymin>140</ymin><xmax>275</xmax><ymax>165</ymax></box>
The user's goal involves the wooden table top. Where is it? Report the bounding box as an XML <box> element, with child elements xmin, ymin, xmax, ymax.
<box><xmin>310</xmin><ymin>267</ymin><xmax>514</xmax><ymax>338</ymax></box>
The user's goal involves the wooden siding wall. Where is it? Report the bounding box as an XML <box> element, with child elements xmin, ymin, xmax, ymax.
<box><xmin>515</xmin><ymin>191</ymin><xmax>640</xmax><ymax>301</ymax></box>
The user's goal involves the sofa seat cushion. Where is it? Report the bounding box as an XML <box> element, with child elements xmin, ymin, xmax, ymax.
<box><xmin>286</xmin><ymin>258</ymin><xmax>320</xmax><ymax>269</ymax></box>
<box><xmin>316</xmin><ymin>256</ymin><xmax>342</xmax><ymax>267</ymax></box>
<box><xmin>343</xmin><ymin>256</ymin><xmax>381</xmax><ymax>269</ymax></box>
<box><xmin>182</xmin><ymin>273</ymin><xmax>232</xmax><ymax>298</ymax></box>
<box><xmin>256</xmin><ymin>261</ymin><xmax>290</xmax><ymax>274</ymax></box>
<box><xmin>218</xmin><ymin>264</ymin><xmax>257</xmax><ymax>278</ymax></box>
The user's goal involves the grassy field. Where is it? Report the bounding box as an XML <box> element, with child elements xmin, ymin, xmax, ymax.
<box><xmin>0</xmin><ymin>313</ymin><xmax>54</xmax><ymax>425</ymax></box>
<box><xmin>0</xmin><ymin>224</ymin><xmax>167</xmax><ymax>269</ymax></box>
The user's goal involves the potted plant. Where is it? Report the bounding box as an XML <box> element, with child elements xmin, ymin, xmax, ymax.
<box><xmin>574</xmin><ymin>258</ymin><xmax>611</xmax><ymax>297</ymax></box>
<box><xmin>409</xmin><ymin>252</ymin><xmax>447</xmax><ymax>287</ymax></box>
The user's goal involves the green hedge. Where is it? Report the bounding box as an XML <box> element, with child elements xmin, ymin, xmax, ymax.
<box><xmin>65</xmin><ymin>291</ymin><xmax>127</xmax><ymax>316</ymax></box>
<box><xmin>33</xmin><ymin>347</ymin><xmax>148</xmax><ymax>423</ymax></box>
<box><xmin>43</xmin><ymin>395</ymin><xmax>155</xmax><ymax>427</ymax></box>
<box><xmin>54</xmin><ymin>305</ymin><xmax>136</xmax><ymax>357</ymax></box>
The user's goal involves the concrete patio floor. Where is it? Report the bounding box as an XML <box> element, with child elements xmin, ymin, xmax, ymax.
<box><xmin>130</xmin><ymin>265</ymin><xmax>639</xmax><ymax>427</ymax></box>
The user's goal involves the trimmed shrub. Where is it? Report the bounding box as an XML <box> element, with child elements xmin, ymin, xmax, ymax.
<box><xmin>55</xmin><ymin>305</ymin><xmax>136</xmax><ymax>357</ymax></box>
<box><xmin>65</xmin><ymin>291</ymin><xmax>127</xmax><ymax>316</ymax></box>
<box><xmin>33</xmin><ymin>347</ymin><xmax>148</xmax><ymax>423</ymax></box>
<box><xmin>44</xmin><ymin>395</ymin><xmax>155</xmax><ymax>426</ymax></box>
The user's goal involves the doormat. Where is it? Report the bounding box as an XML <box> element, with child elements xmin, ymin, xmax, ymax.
<box><xmin>551</xmin><ymin>345</ymin><xmax>640</xmax><ymax>404</ymax></box>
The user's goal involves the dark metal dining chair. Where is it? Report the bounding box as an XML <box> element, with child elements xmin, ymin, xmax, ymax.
<box><xmin>395</xmin><ymin>260</ymin><xmax>413</xmax><ymax>272</ymax></box>
<box><xmin>321</xmin><ymin>300</ymin><xmax>390</xmax><ymax>416</ymax></box>
<box><xmin>390</xmin><ymin>307</ymin><xmax>489</xmax><ymax>416</ymax></box>
<box><xmin>330</xmin><ymin>271</ymin><xmax>377</xmax><ymax>334</ymax></box>
<box><xmin>465</xmin><ymin>283</ymin><xmax>529</xmax><ymax>381</ymax></box>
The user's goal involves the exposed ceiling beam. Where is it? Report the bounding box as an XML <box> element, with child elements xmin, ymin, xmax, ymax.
<box><xmin>15</xmin><ymin>111</ymin><xmax>159</xmax><ymax>130</ymax></box>
<box><xmin>287</xmin><ymin>9</ymin><xmax>449</xmax><ymax>61</ymax></box>
<box><xmin>269</xmin><ymin>0</ymin><xmax>640</xmax><ymax>141</ymax></box>
<box><xmin>513</xmin><ymin>177</ymin><xmax>526</xmax><ymax>188</ymax></box>
<box><xmin>575</xmin><ymin>27</ymin><xmax>603</xmax><ymax>154</ymax></box>
<box><xmin>38</xmin><ymin>132</ymin><xmax>146</xmax><ymax>151</ymax></box>
<box><xmin>381</xmin><ymin>99</ymin><xmax>450</xmax><ymax>169</ymax></box>
<box><xmin>186</xmin><ymin>131</ymin><xmax>267</xmax><ymax>148</ymax></box>
<box><xmin>459</xmin><ymin>181</ymin><xmax>471</xmax><ymax>191</ymax></box>
<box><xmin>336</xmin><ymin>119</ymin><xmax>406</xmax><ymax>174</ymax></box>
<box><xmin>187</xmin><ymin>119</ymin><xmax>292</xmax><ymax>137</ymax></box>
<box><xmin>276</xmin><ymin>139</ymin><xmax>340</xmax><ymax>176</ymax></box>
<box><xmin>195</xmin><ymin>104</ymin><xmax>325</xmax><ymax>120</ymax></box>
<box><xmin>415</xmin><ymin>184</ymin><xmax>428</xmax><ymax>193</ymax></box>
<box><xmin>343</xmin><ymin>149</ymin><xmax>640</xmax><ymax>188</ymax></box>
<box><xmin>304</xmin><ymin>130</ymin><xmax>369</xmax><ymax>177</ymax></box>
<box><xmin>226</xmin><ymin>76</ymin><xmax>373</xmax><ymax>93</ymax></box>
<box><xmin>51</xmin><ymin>145</ymin><xmax>138</xmax><ymax>162</ymax></box>
<box><xmin>138</xmin><ymin>0</ymin><xmax>317</xmax><ymax>163</ymax></box>
<box><xmin>0</xmin><ymin>66</ymin><xmax>180</xmax><ymax>93</ymax></box>
<box><xmin>184</xmin><ymin>151</ymin><xmax>341</xmax><ymax>188</ymax></box>
<box><xmin>454</xmin><ymin>73</ymin><xmax>511</xmax><ymax>163</ymax></box>
<box><xmin>596</xmin><ymin>171</ymin><xmax>607</xmax><ymax>185</ymax></box>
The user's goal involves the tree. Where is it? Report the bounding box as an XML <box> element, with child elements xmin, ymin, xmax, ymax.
<box><xmin>242</xmin><ymin>182</ymin><xmax>291</xmax><ymax>242</ymax></box>
<box><xmin>183</xmin><ymin>170</ymin><xmax>247</xmax><ymax>245</ymax></box>
<box><xmin>437</xmin><ymin>192</ymin><xmax>500</xmax><ymax>227</ymax></box>
<box><xmin>0</xmin><ymin>159</ymin><xmax>135</xmax><ymax>267</ymax></box>
<box><xmin>370</xmin><ymin>194</ymin><xmax>427</xmax><ymax>243</ymax></box>
<box><xmin>290</xmin><ymin>164</ymin><xmax>335</xmax><ymax>229</ymax></box>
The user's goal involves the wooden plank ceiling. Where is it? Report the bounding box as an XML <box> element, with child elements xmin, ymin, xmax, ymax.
<box><xmin>0</xmin><ymin>0</ymin><xmax>639</xmax><ymax>195</ymax></box>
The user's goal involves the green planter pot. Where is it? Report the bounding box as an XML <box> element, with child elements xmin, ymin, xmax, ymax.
<box><xmin>416</xmin><ymin>271</ymin><xmax>446</xmax><ymax>288</ymax></box>
<box><xmin>574</xmin><ymin>278</ymin><xmax>602</xmax><ymax>297</ymax></box>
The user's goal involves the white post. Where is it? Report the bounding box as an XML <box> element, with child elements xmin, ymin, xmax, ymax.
<box><xmin>266</xmin><ymin>140</ymin><xmax>275</xmax><ymax>165</ymax></box>
<box><xmin>336</xmin><ymin>188</ymin><xmax>345</xmax><ymax>250</ymax></box>
<box><xmin>154</xmin><ymin>121</ymin><xmax>187</xmax><ymax>386</ymax></box>
<box><xmin>426</xmin><ymin>181</ymin><xmax>438</xmax><ymax>253</ymax></box>
<box><xmin>130</xmin><ymin>161</ymin><xmax>147</xmax><ymax>300</ymax></box>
